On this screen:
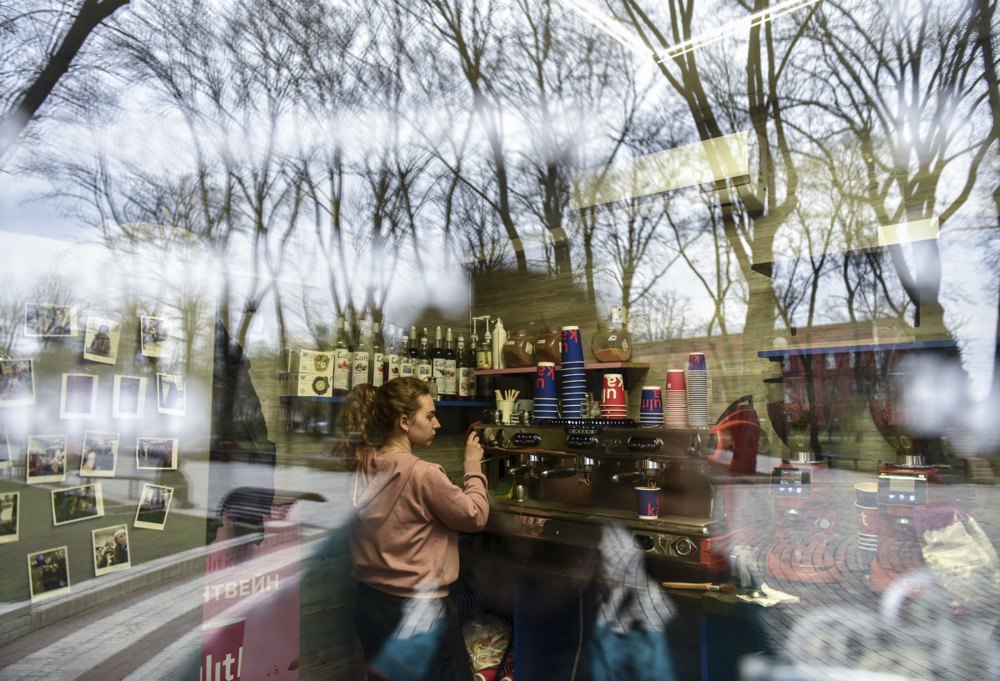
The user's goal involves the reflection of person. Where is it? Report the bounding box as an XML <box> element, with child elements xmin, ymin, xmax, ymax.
<box><xmin>346</xmin><ymin>377</ymin><xmax>487</xmax><ymax>679</ymax></box>
<box><xmin>40</xmin><ymin>553</ymin><xmax>67</xmax><ymax>591</ymax></box>
<box><xmin>87</xmin><ymin>324</ymin><xmax>112</xmax><ymax>356</ymax></box>
<box><xmin>163</xmin><ymin>378</ymin><xmax>183</xmax><ymax>409</ymax></box>
<box><xmin>0</xmin><ymin>363</ymin><xmax>30</xmax><ymax>401</ymax></box>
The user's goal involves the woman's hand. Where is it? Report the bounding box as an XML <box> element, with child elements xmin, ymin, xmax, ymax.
<box><xmin>464</xmin><ymin>430</ymin><xmax>483</xmax><ymax>464</ymax></box>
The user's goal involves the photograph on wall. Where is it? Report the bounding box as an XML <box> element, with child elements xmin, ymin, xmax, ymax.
<box><xmin>24</xmin><ymin>303</ymin><xmax>76</xmax><ymax>337</ymax></box>
<box><xmin>0</xmin><ymin>359</ymin><xmax>36</xmax><ymax>408</ymax></box>
<box><xmin>136</xmin><ymin>437</ymin><xmax>178</xmax><ymax>470</ymax></box>
<box><xmin>26</xmin><ymin>435</ymin><xmax>67</xmax><ymax>484</ymax></box>
<box><xmin>134</xmin><ymin>484</ymin><xmax>173</xmax><ymax>530</ymax></box>
<box><xmin>51</xmin><ymin>483</ymin><xmax>105</xmax><ymax>526</ymax></box>
<box><xmin>0</xmin><ymin>492</ymin><xmax>19</xmax><ymax>544</ymax></box>
<box><xmin>156</xmin><ymin>373</ymin><xmax>186</xmax><ymax>416</ymax></box>
<box><xmin>27</xmin><ymin>546</ymin><xmax>71</xmax><ymax>603</ymax></box>
<box><xmin>140</xmin><ymin>316</ymin><xmax>170</xmax><ymax>357</ymax></box>
<box><xmin>112</xmin><ymin>375</ymin><xmax>147</xmax><ymax>420</ymax></box>
<box><xmin>92</xmin><ymin>524</ymin><xmax>131</xmax><ymax>576</ymax></box>
<box><xmin>80</xmin><ymin>431</ymin><xmax>120</xmax><ymax>478</ymax></box>
<box><xmin>82</xmin><ymin>316</ymin><xmax>121</xmax><ymax>365</ymax></box>
<box><xmin>60</xmin><ymin>373</ymin><xmax>99</xmax><ymax>419</ymax></box>
<box><xmin>0</xmin><ymin>424</ymin><xmax>11</xmax><ymax>469</ymax></box>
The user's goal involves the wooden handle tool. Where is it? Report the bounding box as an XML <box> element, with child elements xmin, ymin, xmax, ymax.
<box><xmin>661</xmin><ymin>582</ymin><xmax>736</xmax><ymax>593</ymax></box>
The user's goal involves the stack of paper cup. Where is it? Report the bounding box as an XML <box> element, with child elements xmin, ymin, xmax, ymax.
<box><xmin>686</xmin><ymin>353</ymin><xmax>709</xmax><ymax>427</ymax></box>
<box><xmin>561</xmin><ymin>326</ymin><xmax>587</xmax><ymax>418</ymax></box>
<box><xmin>665</xmin><ymin>370</ymin><xmax>687</xmax><ymax>426</ymax></box>
<box><xmin>601</xmin><ymin>373</ymin><xmax>627</xmax><ymax>419</ymax></box>
<box><xmin>639</xmin><ymin>386</ymin><xmax>664</xmax><ymax>427</ymax></box>
<box><xmin>534</xmin><ymin>362</ymin><xmax>559</xmax><ymax>420</ymax></box>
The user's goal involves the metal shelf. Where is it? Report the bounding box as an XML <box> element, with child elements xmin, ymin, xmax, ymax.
<box><xmin>279</xmin><ymin>396</ymin><xmax>494</xmax><ymax>408</ymax></box>
<box><xmin>473</xmin><ymin>362</ymin><xmax>649</xmax><ymax>377</ymax></box>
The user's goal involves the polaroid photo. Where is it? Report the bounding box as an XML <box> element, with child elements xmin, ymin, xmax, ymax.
<box><xmin>156</xmin><ymin>373</ymin><xmax>186</xmax><ymax>416</ymax></box>
<box><xmin>92</xmin><ymin>524</ymin><xmax>131</xmax><ymax>576</ymax></box>
<box><xmin>27</xmin><ymin>546</ymin><xmax>71</xmax><ymax>603</ymax></box>
<box><xmin>136</xmin><ymin>437</ymin><xmax>178</xmax><ymax>470</ymax></box>
<box><xmin>24</xmin><ymin>303</ymin><xmax>77</xmax><ymax>337</ymax></box>
<box><xmin>140</xmin><ymin>316</ymin><xmax>170</xmax><ymax>357</ymax></box>
<box><xmin>113</xmin><ymin>375</ymin><xmax>147</xmax><ymax>420</ymax></box>
<box><xmin>80</xmin><ymin>431</ymin><xmax>119</xmax><ymax>478</ymax></box>
<box><xmin>0</xmin><ymin>492</ymin><xmax>19</xmax><ymax>544</ymax></box>
<box><xmin>26</xmin><ymin>435</ymin><xmax>67</xmax><ymax>484</ymax></box>
<box><xmin>60</xmin><ymin>373</ymin><xmax>99</xmax><ymax>419</ymax></box>
<box><xmin>0</xmin><ymin>359</ymin><xmax>36</xmax><ymax>408</ymax></box>
<box><xmin>83</xmin><ymin>316</ymin><xmax>121</xmax><ymax>365</ymax></box>
<box><xmin>0</xmin><ymin>424</ymin><xmax>11</xmax><ymax>469</ymax></box>
<box><xmin>134</xmin><ymin>484</ymin><xmax>173</xmax><ymax>530</ymax></box>
<box><xmin>51</xmin><ymin>483</ymin><xmax>105</xmax><ymax>526</ymax></box>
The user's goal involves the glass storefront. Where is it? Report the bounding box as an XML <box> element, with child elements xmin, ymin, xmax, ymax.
<box><xmin>1</xmin><ymin>0</ymin><xmax>998</xmax><ymax>678</ymax></box>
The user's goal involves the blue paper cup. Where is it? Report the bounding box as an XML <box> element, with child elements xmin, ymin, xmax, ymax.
<box><xmin>688</xmin><ymin>353</ymin><xmax>707</xmax><ymax>371</ymax></box>
<box><xmin>640</xmin><ymin>386</ymin><xmax>663</xmax><ymax>418</ymax></box>
<box><xmin>635</xmin><ymin>487</ymin><xmax>660</xmax><ymax>519</ymax></box>
<box><xmin>535</xmin><ymin>362</ymin><xmax>558</xmax><ymax>401</ymax></box>
<box><xmin>561</xmin><ymin>326</ymin><xmax>584</xmax><ymax>364</ymax></box>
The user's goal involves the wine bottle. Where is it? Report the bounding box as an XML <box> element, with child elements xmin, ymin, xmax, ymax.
<box><xmin>386</xmin><ymin>323</ymin><xmax>400</xmax><ymax>383</ymax></box>
<box><xmin>456</xmin><ymin>333</ymin><xmax>472</xmax><ymax>400</ymax></box>
<box><xmin>351</xmin><ymin>313</ymin><xmax>371</xmax><ymax>387</ymax></box>
<box><xmin>372</xmin><ymin>319</ymin><xmax>385</xmax><ymax>387</ymax></box>
<box><xmin>432</xmin><ymin>326</ymin><xmax>449</xmax><ymax>397</ymax></box>
<box><xmin>400</xmin><ymin>326</ymin><xmax>415</xmax><ymax>378</ymax></box>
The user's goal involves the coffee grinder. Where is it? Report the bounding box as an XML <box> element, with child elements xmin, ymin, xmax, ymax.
<box><xmin>763</xmin><ymin>357</ymin><xmax>846</xmax><ymax>584</ymax></box>
<box><xmin>866</xmin><ymin>357</ymin><xmax>948</xmax><ymax>593</ymax></box>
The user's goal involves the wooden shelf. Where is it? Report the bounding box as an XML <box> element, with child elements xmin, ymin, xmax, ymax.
<box><xmin>473</xmin><ymin>362</ymin><xmax>649</xmax><ymax>377</ymax></box>
<box><xmin>280</xmin><ymin>396</ymin><xmax>494</xmax><ymax>408</ymax></box>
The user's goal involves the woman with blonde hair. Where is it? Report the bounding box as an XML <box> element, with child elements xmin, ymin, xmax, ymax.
<box><xmin>340</xmin><ymin>376</ymin><xmax>487</xmax><ymax>679</ymax></box>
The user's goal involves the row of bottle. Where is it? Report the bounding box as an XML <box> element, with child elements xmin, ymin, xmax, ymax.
<box><xmin>330</xmin><ymin>316</ymin><xmax>490</xmax><ymax>399</ymax></box>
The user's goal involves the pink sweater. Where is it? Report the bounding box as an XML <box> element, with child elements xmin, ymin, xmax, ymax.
<box><xmin>350</xmin><ymin>449</ymin><xmax>489</xmax><ymax>598</ymax></box>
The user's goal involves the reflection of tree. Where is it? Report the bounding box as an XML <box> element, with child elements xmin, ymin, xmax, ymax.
<box><xmin>0</xmin><ymin>0</ymin><xmax>129</xmax><ymax>166</ymax></box>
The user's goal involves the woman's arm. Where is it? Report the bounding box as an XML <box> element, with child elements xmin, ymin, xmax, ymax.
<box><xmin>420</xmin><ymin>432</ymin><xmax>489</xmax><ymax>532</ymax></box>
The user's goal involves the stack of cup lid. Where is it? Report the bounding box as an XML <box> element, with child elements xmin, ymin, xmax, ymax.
<box><xmin>686</xmin><ymin>352</ymin><xmax>709</xmax><ymax>427</ymax></box>
<box><xmin>665</xmin><ymin>370</ymin><xmax>687</xmax><ymax>426</ymax></box>
<box><xmin>639</xmin><ymin>386</ymin><xmax>664</xmax><ymax>427</ymax></box>
<box><xmin>600</xmin><ymin>373</ymin><xmax>627</xmax><ymax>419</ymax></box>
<box><xmin>560</xmin><ymin>326</ymin><xmax>587</xmax><ymax>418</ymax></box>
<box><xmin>534</xmin><ymin>362</ymin><xmax>559</xmax><ymax>420</ymax></box>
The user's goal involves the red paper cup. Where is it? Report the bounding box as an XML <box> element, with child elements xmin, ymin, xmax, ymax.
<box><xmin>666</xmin><ymin>370</ymin><xmax>686</xmax><ymax>391</ymax></box>
<box><xmin>602</xmin><ymin>373</ymin><xmax>626</xmax><ymax>408</ymax></box>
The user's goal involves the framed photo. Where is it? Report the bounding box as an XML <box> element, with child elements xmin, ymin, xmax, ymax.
<box><xmin>83</xmin><ymin>316</ymin><xmax>121</xmax><ymax>365</ymax></box>
<box><xmin>26</xmin><ymin>435</ymin><xmax>67</xmax><ymax>484</ymax></box>
<box><xmin>136</xmin><ymin>437</ymin><xmax>178</xmax><ymax>470</ymax></box>
<box><xmin>27</xmin><ymin>546</ymin><xmax>71</xmax><ymax>603</ymax></box>
<box><xmin>51</xmin><ymin>483</ymin><xmax>105</xmax><ymax>526</ymax></box>
<box><xmin>140</xmin><ymin>316</ymin><xmax>170</xmax><ymax>357</ymax></box>
<box><xmin>0</xmin><ymin>492</ymin><xmax>19</xmax><ymax>544</ymax></box>
<box><xmin>92</xmin><ymin>524</ymin><xmax>131</xmax><ymax>576</ymax></box>
<box><xmin>0</xmin><ymin>359</ymin><xmax>36</xmax><ymax>408</ymax></box>
<box><xmin>156</xmin><ymin>373</ymin><xmax>186</xmax><ymax>416</ymax></box>
<box><xmin>0</xmin><ymin>424</ymin><xmax>11</xmax><ymax>469</ymax></box>
<box><xmin>113</xmin><ymin>375</ymin><xmax>147</xmax><ymax>420</ymax></box>
<box><xmin>134</xmin><ymin>484</ymin><xmax>173</xmax><ymax>530</ymax></box>
<box><xmin>60</xmin><ymin>373</ymin><xmax>99</xmax><ymax>419</ymax></box>
<box><xmin>24</xmin><ymin>303</ymin><xmax>76</xmax><ymax>337</ymax></box>
<box><xmin>80</xmin><ymin>431</ymin><xmax>119</xmax><ymax>478</ymax></box>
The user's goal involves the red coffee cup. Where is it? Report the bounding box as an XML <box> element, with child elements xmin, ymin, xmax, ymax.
<box><xmin>602</xmin><ymin>373</ymin><xmax>626</xmax><ymax>409</ymax></box>
<box><xmin>666</xmin><ymin>370</ymin><xmax>686</xmax><ymax>391</ymax></box>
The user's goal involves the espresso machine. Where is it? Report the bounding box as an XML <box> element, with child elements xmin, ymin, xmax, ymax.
<box><xmin>476</xmin><ymin>417</ymin><xmax>735</xmax><ymax>582</ymax></box>
<box><xmin>763</xmin><ymin>360</ymin><xmax>846</xmax><ymax>584</ymax></box>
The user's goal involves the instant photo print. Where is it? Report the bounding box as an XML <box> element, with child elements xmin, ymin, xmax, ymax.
<box><xmin>92</xmin><ymin>524</ymin><xmax>131</xmax><ymax>576</ymax></box>
<box><xmin>0</xmin><ymin>359</ymin><xmax>36</xmax><ymax>408</ymax></box>
<box><xmin>27</xmin><ymin>546</ymin><xmax>71</xmax><ymax>603</ymax></box>
<box><xmin>26</xmin><ymin>435</ymin><xmax>67</xmax><ymax>484</ymax></box>
<box><xmin>0</xmin><ymin>425</ymin><xmax>11</xmax><ymax>469</ymax></box>
<box><xmin>80</xmin><ymin>431</ymin><xmax>120</xmax><ymax>477</ymax></box>
<box><xmin>136</xmin><ymin>437</ymin><xmax>178</xmax><ymax>470</ymax></box>
<box><xmin>60</xmin><ymin>373</ymin><xmax>99</xmax><ymax>419</ymax></box>
<box><xmin>24</xmin><ymin>303</ymin><xmax>76</xmax><ymax>337</ymax></box>
<box><xmin>156</xmin><ymin>373</ymin><xmax>186</xmax><ymax>416</ymax></box>
<box><xmin>83</xmin><ymin>316</ymin><xmax>121</xmax><ymax>365</ymax></box>
<box><xmin>51</xmin><ymin>484</ymin><xmax>105</xmax><ymax>526</ymax></box>
<box><xmin>134</xmin><ymin>484</ymin><xmax>173</xmax><ymax>530</ymax></box>
<box><xmin>113</xmin><ymin>375</ymin><xmax>147</xmax><ymax>420</ymax></box>
<box><xmin>140</xmin><ymin>316</ymin><xmax>170</xmax><ymax>357</ymax></box>
<box><xmin>0</xmin><ymin>492</ymin><xmax>19</xmax><ymax>544</ymax></box>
